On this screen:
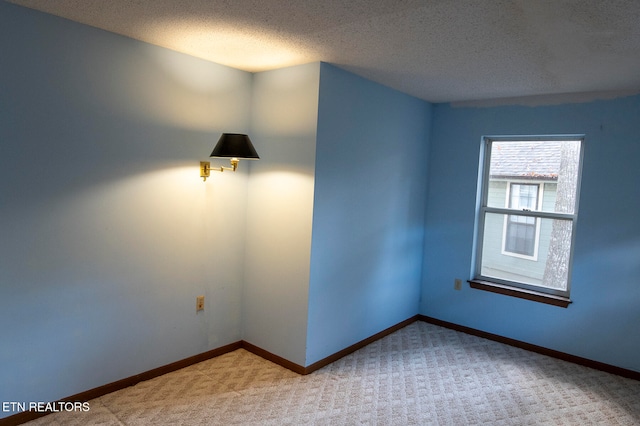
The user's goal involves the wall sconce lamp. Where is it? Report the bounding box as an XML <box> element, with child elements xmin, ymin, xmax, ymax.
<box><xmin>200</xmin><ymin>133</ymin><xmax>260</xmax><ymax>181</ymax></box>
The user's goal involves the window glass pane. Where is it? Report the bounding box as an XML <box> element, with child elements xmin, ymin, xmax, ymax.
<box><xmin>505</xmin><ymin>215</ymin><xmax>537</xmax><ymax>256</ymax></box>
<box><xmin>487</xmin><ymin>140</ymin><xmax>580</xmax><ymax>213</ymax></box>
<box><xmin>480</xmin><ymin>213</ymin><xmax>573</xmax><ymax>290</ymax></box>
<box><xmin>510</xmin><ymin>183</ymin><xmax>538</xmax><ymax>210</ymax></box>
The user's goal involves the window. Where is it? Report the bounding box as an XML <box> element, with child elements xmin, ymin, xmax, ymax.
<box><xmin>471</xmin><ymin>137</ymin><xmax>584</xmax><ymax>307</ymax></box>
<box><xmin>504</xmin><ymin>183</ymin><xmax>540</xmax><ymax>257</ymax></box>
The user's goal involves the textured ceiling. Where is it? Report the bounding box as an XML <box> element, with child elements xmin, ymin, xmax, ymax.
<box><xmin>7</xmin><ymin>0</ymin><xmax>640</xmax><ymax>104</ymax></box>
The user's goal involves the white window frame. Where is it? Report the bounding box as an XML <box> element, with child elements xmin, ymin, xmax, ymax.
<box><xmin>500</xmin><ymin>181</ymin><xmax>544</xmax><ymax>261</ymax></box>
<box><xmin>473</xmin><ymin>135</ymin><xmax>584</xmax><ymax>300</ymax></box>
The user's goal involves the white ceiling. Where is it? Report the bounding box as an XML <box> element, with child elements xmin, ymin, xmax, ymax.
<box><xmin>8</xmin><ymin>0</ymin><xmax>640</xmax><ymax>104</ymax></box>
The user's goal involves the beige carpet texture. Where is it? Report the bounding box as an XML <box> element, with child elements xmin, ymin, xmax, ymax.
<box><xmin>24</xmin><ymin>322</ymin><xmax>640</xmax><ymax>425</ymax></box>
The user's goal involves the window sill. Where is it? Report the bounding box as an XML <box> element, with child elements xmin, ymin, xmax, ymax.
<box><xmin>468</xmin><ymin>279</ymin><xmax>572</xmax><ymax>308</ymax></box>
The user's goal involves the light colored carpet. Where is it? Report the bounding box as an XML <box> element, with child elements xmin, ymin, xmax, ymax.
<box><xmin>25</xmin><ymin>322</ymin><xmax>640</xmax><ymax>425</ymax></box>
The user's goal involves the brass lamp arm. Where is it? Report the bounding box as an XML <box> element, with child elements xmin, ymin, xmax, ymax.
<box><xmin>200</xmin><ymin>158</ymin><xmax>239</xmax><ymax>181</ymax></box>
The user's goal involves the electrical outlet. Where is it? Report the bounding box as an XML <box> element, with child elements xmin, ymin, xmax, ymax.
<box><xmin>196</xmin><ymin>295</ymin><xmax>205</xmax><ymax>311</ymax></box>
<box><xmin>454</xmin><ymin>279</ymin><xmax>462</xmax><ymax>291</ymax></box>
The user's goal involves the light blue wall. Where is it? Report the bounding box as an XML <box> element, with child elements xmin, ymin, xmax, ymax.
<box><xmin>421</xmin><ymin>95</ymin><xmax>640</xmax><ymax>372</ymax></box>
<box><xmin>0</xmin><ymin>3</ymin><xmax>252</xmax><ymax>416</ymax></box>
<box><xmin>306</xmin><ymin>64</ymin><xmax>431</xmax><ymax>365</ymax></box>
<box><xmin>243</xmin><ymin>63</ymin><xmax>320</xmax><ymax>366</ymax></box>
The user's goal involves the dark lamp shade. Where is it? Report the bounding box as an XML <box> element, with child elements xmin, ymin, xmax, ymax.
<box><xmin>210</xmin><ymin>133</ymin><xmax>259</xmax><ymax>159</ymax></box>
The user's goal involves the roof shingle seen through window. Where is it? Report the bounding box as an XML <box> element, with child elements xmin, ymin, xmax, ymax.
<box><xmin>490</xmin><ymin>141</ymin><xmax>563</xmax><ymax>180</ymax></box>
